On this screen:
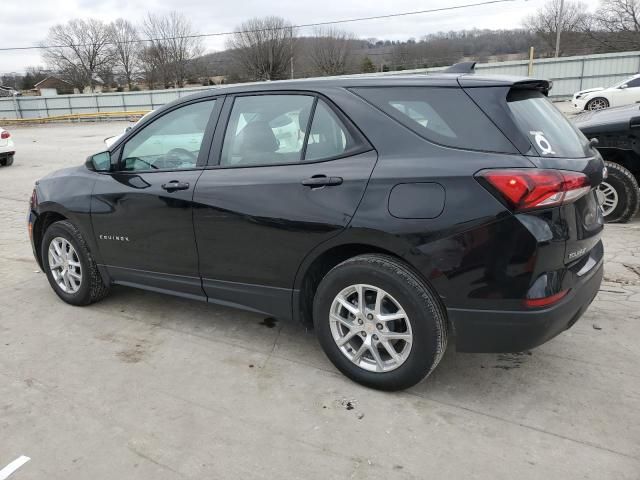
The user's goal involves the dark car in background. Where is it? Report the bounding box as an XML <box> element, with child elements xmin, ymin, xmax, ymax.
<box><xmin>573</xmin><ymin>105</ymin><xmax>640</xmax><ymax>223</ymax></box>
<box><xmin>28</xmin><ymin>65</ymin><xmax>605</xmax><ymax>390</ymax></box>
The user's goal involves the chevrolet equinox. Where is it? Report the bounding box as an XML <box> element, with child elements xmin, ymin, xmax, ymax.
<box><xmin>28</xmin><ymin>64</ymin><xmax>605</xmax><ymax>390</ymax></box>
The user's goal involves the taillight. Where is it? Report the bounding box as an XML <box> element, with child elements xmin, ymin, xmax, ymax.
<box><xmin>524</xmin><ymin>289</ymin><xmax>569</xmax><ymax>308</ymax></box>
<box><xmin>0</xmin><ymin>131</ymin><xmax>9</xmax><ymax>139</ymax></box>
<box><xmin>476</xmin><ymin>169</ymin><xmax>591</xmax><ymax>212</ymax></box>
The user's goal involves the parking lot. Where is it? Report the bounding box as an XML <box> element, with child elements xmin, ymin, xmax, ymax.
<box><xmin>1</xmin><ymin>121</ymin><xmax>639</xmax><ymax>479</ymax></box>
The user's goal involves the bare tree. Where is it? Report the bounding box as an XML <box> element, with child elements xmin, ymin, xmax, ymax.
<box><xmin>142</xmin><ymin>12</ymin><xmax>204</xmax><ymax>88</ymax></box>
<box><xmin>42</xmin><ymin>19</ymin><xmax>114</xmax><ymax>92</ymax></box>
<box><xmin>109</xmin><ymin>19</ymin><xmax>140</xmax><ymax>90</ymax></box>
<box><xmin>309</xmin><ymin>27</ymin><xmax>356</xmax><ymax>75</ymax></box>
<box><xmin>586</xmin><ymin>0</ymin><xmax>640</xmax><ymax>49</ymax></box>
<box><xmin>227</xmin><ymin>16</ymin><xmax>295</xmax><ymax>81</ymax></box>
<box><xmin>524</xmin><ymin>0</ymin><xmax>589</xmax><ymax>55</ymax></box>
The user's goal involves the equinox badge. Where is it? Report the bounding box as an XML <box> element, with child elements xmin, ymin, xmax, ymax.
<box><xmin>99</xmin><ymin>234</ymin><xmax>130</xmax><ymax>242</ymax></box>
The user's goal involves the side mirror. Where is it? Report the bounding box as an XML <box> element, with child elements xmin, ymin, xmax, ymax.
<box><xmin>85</xmin><ymin>151</ymin><xmax>112</xmax><ymax>172</ymax></box>
<box><xmin>620</xmin><ymin>84</ymin><xmax>628</xmax><ymax>89</ymax></box>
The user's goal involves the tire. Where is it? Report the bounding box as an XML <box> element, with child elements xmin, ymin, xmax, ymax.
<box><xmin>41</xmin><ymin>220</ymin><xmax>110</xmax><ymax>305</ymax></box>
<box><xmin>599</xmin><ymin>161</ymin><xmax>640</xmax><ymax>223</ymax></box>
<box><xmin>586</xmin><ymin>97</ymin><xmax>609</xmax><ymax>111</ymax></box>
<box><xmin>0</xmin><ymin>154</ymin><xmax>13</xmax><ymax>166</ymax></box>
<box><xmin>313</xmin><ymin>254</ymin><xmax>447</xmax><ymax>391</ymax></box>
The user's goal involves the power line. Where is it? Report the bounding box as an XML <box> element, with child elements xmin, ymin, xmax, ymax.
<box><xmin>0</xmin><ymin>0</ymin><xmax>517</xmax><ymax>52</ymax></box>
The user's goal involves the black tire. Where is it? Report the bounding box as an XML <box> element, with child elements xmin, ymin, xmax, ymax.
<box><xmin>586</xmin><ymin>97</ymin><xmax>609</xmax><ymax>111</ymax></box>
<box><xmin>0</xmin><ymin>154</ymin><xmax>13</xmax><ymax>166</ymax></box>
<box><xmin>41</xmin><ymin>220</ymin><xmax>109</xmax><ymax>305</ymax></box>
<box><xmin>601</xmin><ymin>161</ymin><xmax>640</xmax><ymax>223</ymax></box>
<box><xmin>313</xmin><ymin>254</ymin><xmax>447</xmax><ymax>391</ymax></box>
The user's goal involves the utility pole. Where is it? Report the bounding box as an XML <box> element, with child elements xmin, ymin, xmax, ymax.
<box><xmin>555</xmin><ymin>0</ymin><xmax>565</xmax><ymax>58</ymax></box>
<box><xmin>290</xmin><ymin>26</ymin><xmax>294</xmax><ymax>80</ymax></box>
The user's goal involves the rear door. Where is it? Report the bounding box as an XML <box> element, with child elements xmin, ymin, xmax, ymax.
<box><xmin>193</xmin><ymin>92</ymin><xmax>376</xmax><ymax>317</ymax></box>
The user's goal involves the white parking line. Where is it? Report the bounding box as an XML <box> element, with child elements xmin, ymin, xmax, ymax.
<box><xmin>0</xmin><ymin>456</ymin><xmax>30</xmax><ymax>480</ymax></box>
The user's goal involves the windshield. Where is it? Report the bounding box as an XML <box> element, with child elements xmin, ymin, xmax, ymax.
<box><xmin>507</xmin><ymin>90</ymin><xmax>591</xmax><ymax>158</ymax></box>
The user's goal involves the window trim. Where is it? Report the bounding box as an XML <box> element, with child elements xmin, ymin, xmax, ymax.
<box><xmin>115</xmin><ymin>96</ymin><xmax>223</xmax><ymax>174</ymax></box>
<box><xmin>206</xmin><ymin>90</ymin><xmax>372</xmax><ymax>169</ymax></box>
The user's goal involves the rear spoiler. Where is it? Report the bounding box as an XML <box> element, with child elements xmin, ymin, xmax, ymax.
<box><xmin>511</xmin><ymin>79</ymin><xmax>552</xmax><ymax>96</ymax></box>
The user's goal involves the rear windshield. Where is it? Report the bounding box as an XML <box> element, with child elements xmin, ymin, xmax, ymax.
<box><xmin>352</xmin><ymin>87</ymin><xmax>517</xmax><ymax>153</ymax></box>
<box><xmin>507</xmin><ymin>89</ymin><xmax>590</xmax><ymax>158</ymax></box>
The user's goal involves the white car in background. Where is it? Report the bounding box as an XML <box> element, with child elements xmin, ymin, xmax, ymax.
<box><xmin>573</xmin><ymin>74</ymin><xmax>640</xmax><ymax>111</ymax></box>
<box><xmin>0</xmin><ymin>127</ymin><xmax>15</xmax><ymax>167</ymax></box>
<box><xmin>104</xmin><ymin>111</ymin><xmax>153</xmax><ymax>148</ymax></box>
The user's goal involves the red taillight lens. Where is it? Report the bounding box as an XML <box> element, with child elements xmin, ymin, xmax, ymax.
<box><xmin>524</xmin><ymin>290</ymin><xmax>569</xmax><ymax>308</ymax></box>
<box><xmin>0</xmin><ymin>131</ymin><xmax>10</xmax><ymax>139</ymax></box>
<box><xmin>477</xmin><ymin>169</ymin><xmax>590</xmax><ymax>211</ymax></box>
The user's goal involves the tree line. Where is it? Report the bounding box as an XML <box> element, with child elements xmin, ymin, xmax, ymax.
<box><xmin>4</xmin><ymin>0</ymin><xmax>640</xmax><ymax>92</ymax></box>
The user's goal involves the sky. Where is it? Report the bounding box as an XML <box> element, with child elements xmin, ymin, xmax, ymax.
<box><xmin>0</xmin><ymin>0</ymin><xmax>602</xmax><ymax>76</ymax></box>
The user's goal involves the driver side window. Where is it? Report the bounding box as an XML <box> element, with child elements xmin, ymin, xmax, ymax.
<box><xmin>626</xmin><ymin>78</ymin><xmax>640</xmax><ymax>88</ymax></box>
<box><xmin>121</xmin><ymin>99</ymin><xmax>216</xmax><ymax>172</ymax></box>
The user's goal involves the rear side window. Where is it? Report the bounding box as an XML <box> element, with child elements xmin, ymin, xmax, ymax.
<box><xmin>507</xmin><ymin>90</ymin><xmax>590</xmax><ymax>158</ymax></box>
<box><xmin>220</xmin><ymin>95</ymin><xmax>362</xmax><ymax>167</ymax></box>
<box><xmin>352</xmin><ymin>86</ymin><xmax>516</xmax><ymax>153</ymax></box>
<box><xmin>305</xmin><ymin>101</ymin><xmax>352</xmax><ymax>161</ymax></box>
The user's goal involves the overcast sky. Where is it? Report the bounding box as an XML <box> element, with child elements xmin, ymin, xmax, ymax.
<box><xmin>0</xmin><ymin>0</ymin><xmax>601</xmax><ymax>75</ymax></box>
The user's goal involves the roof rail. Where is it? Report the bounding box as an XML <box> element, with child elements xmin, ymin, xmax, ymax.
<box><xmin>443</xmin><ymin>61</ymin><xmax>476</xmax><ymax>74</ymax></box>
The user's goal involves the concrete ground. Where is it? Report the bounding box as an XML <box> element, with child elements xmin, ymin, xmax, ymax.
<box><xmin>1</xmin><ymin>122</ymin><xmax>639</xmax><ymax>480</ymax></box>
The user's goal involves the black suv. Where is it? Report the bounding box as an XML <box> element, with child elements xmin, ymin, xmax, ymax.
<box><xmin>29</xmin><ymin>66</ymin><xmax>605</xmax><ymax>390</ymax></box>
<box><xmin>573</xmin><ymin>104</ymin><xmax>640</xmax><ymax>223</ymax></box>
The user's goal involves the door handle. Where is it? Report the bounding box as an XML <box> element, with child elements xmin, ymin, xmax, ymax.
<box><xmin>301</xmin><ymin>175</ymin><xmax>343</xmax><ymax>188</ymax></box>
<box><xmin>161</xmin><ymin>180</ymin><xmax>190</xmax><ymax>192</ymax></box>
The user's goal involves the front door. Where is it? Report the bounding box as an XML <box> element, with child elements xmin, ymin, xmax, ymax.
<box><xmin>193</xmin><ymin>93</ymin><xmax>377</xmax><ymax>317</ymax></box>
<box><xmin>615</xmin><ymin>77</ymin><xmax>640</xmax><ymax>107</ymax></box>
<box><xmin>91</xmin><ymin>98</ymin><xmax>220</xmax><ymax>299</ymax></box>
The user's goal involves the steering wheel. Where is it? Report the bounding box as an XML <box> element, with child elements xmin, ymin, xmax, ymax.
<box><xmin>165</xmin><ymin>148</ymin><xmax>197</xmax><ymax>167</ymax></box>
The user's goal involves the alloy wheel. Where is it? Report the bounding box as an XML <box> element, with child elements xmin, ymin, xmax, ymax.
<box><xmin>597</xmin><ymin>181</ymin><xmax>619</xmax><ymax>217</ymax></box>
<box><xmin>329</xmin><ymin>284</ymin><xmax>413</xmax><ymax>373</ymax></box>
<box><xmin>587</xmin><ymin>98</ymin><xmax>608</xmax><ymax>110</ymax></box>
<box><xmin>48</xmin><ymin>237</ymin><xmax>82</xmax><ymax>294</ymax></box>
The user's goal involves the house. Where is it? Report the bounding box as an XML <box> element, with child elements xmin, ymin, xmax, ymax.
<box><xmin>34</xmin><ymin>77</ymin><xmax>74</xmax><ymax>96</ymax></box>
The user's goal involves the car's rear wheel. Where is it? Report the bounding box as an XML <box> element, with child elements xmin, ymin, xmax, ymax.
<box><xmin>597</xmin><ymin>161</ymin><xmax>640</xmax><ymax>223</ymax></box>
<box><xmin>41</xmin><ymin>220</ymin><xmax>109</xmax><ymax>305</ymax></box>
<box><xmin>586</xmin><ymin>97</ymin><xmax>609</xmax><ymax>111</ymax></box>
<box><xmin>313</xmin><ymin>254</ymin><xmax>447</xmax><ymax>391</ymax></box>
<box><xmin>0</xmin><ymin>154</ymin><xmax>13</xmax><ymax>166</ymax></box>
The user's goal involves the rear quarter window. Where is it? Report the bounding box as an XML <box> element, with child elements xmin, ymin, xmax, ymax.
<box><xmin>352</xmin><ymin>86</ymin><xmax>517</xmax><ymax>153</ymax></box>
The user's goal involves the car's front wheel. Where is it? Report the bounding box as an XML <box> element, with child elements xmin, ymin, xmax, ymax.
<box><xmin>41</xmin><ymin>220</ymin><xmax>109</xmax><ymax>305</ymax></box>
<box><xmin>313</xmin><ymin>254</ymin><xmax>447</xmax><ymax>391</ymax></box>
<box><xmin>586</xmin><ymin>97</ymin><xmax>609</xmax><ymax>111</ymax></box>
<box><xmin>598</xmin><ymin>161</ymin><xmax>640</xmax><ymax>223</ymax></box>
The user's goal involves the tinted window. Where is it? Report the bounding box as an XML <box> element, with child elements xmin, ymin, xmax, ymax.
<box><xmin>353</xmin><ymin>86</ymin><xmax>515</xmax><ymax>152</ymax></box>
<box><xmin>507</xmin><ymin>90</ymin><xmax>589</xmax><ymax>158</ymax></box>
<box><xmin>221</xmin><ymin>95</ymin><xmax>314</xmax><ymax>166</ymax></box>
<box><xmin>121</xmin><ymin>100</ymin><xmax>216</xmax><ymax>171</ymax></box>
<box><xmin>305</xmin><ymin>100</ymin><xmax>356</xmax><ymax>161</ymax></box>
<box><xmin>626</xmin><ymin>77</ymin><xmax>640</xmax><ymax>88</ymax></box>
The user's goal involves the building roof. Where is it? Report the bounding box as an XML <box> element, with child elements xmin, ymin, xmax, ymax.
<box><xmin>34</xmin><ymin>76</ymin><xmax>73</xmax><ymax>89</ymax></box>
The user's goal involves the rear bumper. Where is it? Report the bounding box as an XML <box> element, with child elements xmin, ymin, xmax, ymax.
<box><xmin>448</xmin><ymin>260</ymin><xmax>603</xmax><ymax>353</ymax></box>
